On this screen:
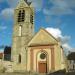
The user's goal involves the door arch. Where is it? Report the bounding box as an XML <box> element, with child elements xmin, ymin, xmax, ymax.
<box><xmin>36</xmin><ymin>51</ymin><xmax>48</xmax><ymax>73</ymax></box>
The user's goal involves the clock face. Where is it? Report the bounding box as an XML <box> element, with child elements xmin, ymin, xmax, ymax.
<box><xmin>40</xmin><ymin>53</ymin><xmax>46</xmax><ymax>59</ymax></box>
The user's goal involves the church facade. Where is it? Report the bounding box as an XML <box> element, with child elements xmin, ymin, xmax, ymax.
<box><xmin>11</xmin><ymin>0</ymin><xmax>66</xmax><ymax>73</ymax></box>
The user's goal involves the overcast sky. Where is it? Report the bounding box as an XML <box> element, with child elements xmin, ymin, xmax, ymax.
<box><xmin>0</xmin><ymin>0</ymin><xmax>75</xmax><ymax>52</ymax></box>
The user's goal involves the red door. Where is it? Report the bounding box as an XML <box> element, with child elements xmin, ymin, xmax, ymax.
<box><xmin>38</xmin><ymin>62</ymin><xmax>47</xmax><ymax>73</ymax></box>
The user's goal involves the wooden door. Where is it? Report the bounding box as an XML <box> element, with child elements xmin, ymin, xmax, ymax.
<box><xmin>38</xmin><ymin>62</ymin><xmax>47</xmax><ymax>73</ymax></box>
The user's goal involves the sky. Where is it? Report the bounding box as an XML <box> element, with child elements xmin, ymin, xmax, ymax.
<box><xmin>0</xmin><ymin>0</ymin><xmax>75</xmax><ymax>53</ymax></box>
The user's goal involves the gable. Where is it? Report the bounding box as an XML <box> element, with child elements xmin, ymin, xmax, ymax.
<box><xmin>28</xmin><ymin>28</ymin><xmax>58</xmax><ymax>46</ymax></box>
<box><xmin>16</xmin><ymin>0</ymin><xmax>29</xmax><ymax>9</ymax></box>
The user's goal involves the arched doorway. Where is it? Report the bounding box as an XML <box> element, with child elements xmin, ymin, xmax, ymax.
<box><xmin>37</xmin><ymin>51</ymin><xmax>48</xmax><ymax>73</ymax></box>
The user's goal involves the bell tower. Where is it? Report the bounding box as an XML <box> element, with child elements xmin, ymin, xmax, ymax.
<box><xmin>13</xmin><ymin>0</ymin><xmax>34</xmax><ymax>40</ymax></box>
<box><xmin>11</xmin><ymin>0</ymin><xmax>34</xmax><ymax>67</ymax></box>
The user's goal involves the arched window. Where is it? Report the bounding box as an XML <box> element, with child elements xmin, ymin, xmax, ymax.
<box><xmin>30</xmin><ymin>15</ymin><xmax>33</xmax><ymax>24</ymax></box>
<box><xmin>19</xmin><ymin>25</ymin><xmax>22</xmax><ymax>36</ymax></box>
<box><xmin>18</xmin><ymin>10</ymin><xmax>25</xmax><ymax>22</ymax></box>
<box><xmin>19</xmin><ymin>54</ymin><xmax>21</xmax><ymax>63</ymax></box>
<box><xmin>21</xmin><ymin>10</ymin><xmax>25</xmax><ymax>22</ymax></box>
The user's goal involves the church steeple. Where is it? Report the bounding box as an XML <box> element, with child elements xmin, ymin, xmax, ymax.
<box><xmin>14</xmin><ymin>0</ymin><xmax>34</xmax><ymax>37</ymax></box>
<box><xmin>12</xmin><ymin>0</ymin><xmax>34</xmax><ymax>64</ymax></box>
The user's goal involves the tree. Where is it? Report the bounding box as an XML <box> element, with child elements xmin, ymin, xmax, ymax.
<box><xmin>4</xmin><ymin>46</ymin><xmax>11</xmax><ymax>61</ymax></box>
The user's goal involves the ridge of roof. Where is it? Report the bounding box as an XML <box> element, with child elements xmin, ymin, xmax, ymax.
<box><xmin>28</xmin><ymin>28</ymin><xmax>59</xmax><ymax>46</ymax></box>
<box><xmin>40</xmin><ymin>28</ymin><xmax>58</xmax><ymax>42</ymax></box>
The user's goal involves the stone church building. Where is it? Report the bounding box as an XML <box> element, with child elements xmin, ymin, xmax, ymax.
<box><xmin>11</xmin><ymin>0</ymin><xmax>66</xmax><ymax>73</ymax></box>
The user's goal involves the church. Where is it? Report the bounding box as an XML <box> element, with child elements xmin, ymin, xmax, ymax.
<box><xmin>11</xmin><ymin>0</ymin><xmax>66</xmax><ymax>73</ymax></box>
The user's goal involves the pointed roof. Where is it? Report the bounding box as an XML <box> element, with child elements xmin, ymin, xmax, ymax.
<box><xmin>16</xmin><ymin>0</ymin><xmax>31</xmax><ymax>9</ymax></box>
<box><xmin>24</xmin><ymin>0</ymin><xmax>32</xmax><ymax>6</ymax></box>
<box><xmin>28</xmin><ymin>28</ymin><xmax>58</xmax><ymax>46</ymax></box>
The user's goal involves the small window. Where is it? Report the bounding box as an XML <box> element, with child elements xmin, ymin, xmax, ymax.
<box><xmin>19</xmin><ymin>54</ymin><xmax>21</xmax><ymax>63</ymax></box>
<box><xmin>40</xmin><ymin>53</ymin><xmax>46</xmax><ymax>59</ymax></box>
<box><xmin>30</xmin><ymin>15</ymin><xmax>33</xmax><ymax>24</ymax></box>
<box><xmin>18</xmin><ymin>10</ymin><xmax>25</xmax><ymax>22</ymax></box>
<box><xmin>19</xmin><ymin>25</ymin><xmax>22</xmax><ymax>36</ymax></box>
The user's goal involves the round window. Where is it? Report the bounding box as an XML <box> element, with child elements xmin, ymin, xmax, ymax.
<box><xmin>40</xmin><ymin>53</ymin><xmax>46</xmax><ymax>59</ymax></box>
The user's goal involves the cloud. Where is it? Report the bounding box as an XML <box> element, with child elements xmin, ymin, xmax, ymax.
<box><xmin>43</xmin><ymin>0</ymin><xmax>75</xmax><ymax>16</ymax></box>
<box><xmin>5</xmin><ymin>0</ymin><xmax>43</xmax><ymax>11</ymax></box>
<box><xmin>66</xmin><ymin>0</ymin><xmax>75</xmax><ymax>8</ymax></box>
<box><xmin>28</xmin><ymin>0</ymin><xmax>43</xmax><ymax>11</ymax></box>
<box><xmin>46</xmin><ymin>27</ymin><xmax>62</xmax><ymax>38</ymax></box>
<box><xmin>0</xmin><ymin>46</ymin><xmax>4</xmax><ymax>53</ymax></box>
<box><xmin>62</xmin><ymin>43</ymin><xmax>72</xmax><ymax>55</ymax></box>
<box><xmin>0</xmin><ymin>8</ymin><xmax>14</xmax><ymax>31</ymax></box>
<box><xmin>0</xmin><ymin>26</ymin><xmax>7</xmax><ymax>30</ymax></box>
<box><xmin>1</xmin><ymin>0</ymin><xmax>75</xmax><ymax>14</ymax></box>
<box><xmin>46</xmin><ymin>27</ymin><xmax>72</xmax><ymax>52</ymax></box>
<box><xmin>62</xmin><ymin>43</ymin><xmax>72</xmax><ymax>50</ymax></box>
<box><xmin>1</xmin><ymin>8</ymin><xmax>14</xmax><ymax>19</ymax></box>
<box><xmin>49</xmin><ymin>0</ymin><xmax>68</xmax><ymax>8</ymax></box>
<box><xmin>46</xmin><ymin>27</ymin><xmax>71</xmax><ymax>43</ymax></box>
<box><xmin>6</xmin><ymin>0</ymin><xmax>19</xmax><ymax>8</ymax></box>
<box><xmin>46</xmin><ymin>27</ymin><xmax>70</xmax><ymax>43</ymax></box>
<box><xmin>0</xmin><ymin>49</ymin><xmax>4</xmax><ymax>53</ymax></box>
<box><xmin>70</xmin><ymin>48</ymin><xmax>75</xmax><ymax>52</ymax></box>
<box><xmin>0</xmin><ymin>0</ymin><xmax>4</xmax><ymax>3</ymax></box>
<box><xmin>43</xmin><ymin>7</ymin><xmax>73</xmax><ymax>16</ymax></box>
